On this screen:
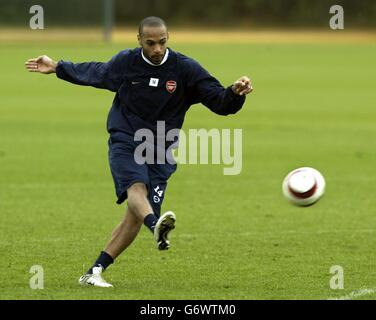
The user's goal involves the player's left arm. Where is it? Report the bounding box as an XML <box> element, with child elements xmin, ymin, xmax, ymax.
<box><xmin>185</xmin><ymin>59</ymin><xmax>253</xmax><ymax>115</ymax></box>
<box><xmin>231</xmin><ymin>76</ymin><xmax>253</xmax><ymax>96</ymax></box>
<box><xmin>193</xmin><ymin>75</ymin><xmax>253</xmax><ymax>116</ymax></box>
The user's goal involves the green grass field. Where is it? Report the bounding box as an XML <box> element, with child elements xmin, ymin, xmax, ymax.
<box><xmin>1</xmin><ymin>37</ymin><xmax>376</xmax><ymax>300</ymax></box>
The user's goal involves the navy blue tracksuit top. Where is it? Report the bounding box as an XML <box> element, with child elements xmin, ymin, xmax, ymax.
<box><xmin>55</xmin><ymin>47</ymin><xmax>246</xmax><ymax>138</ymax></box>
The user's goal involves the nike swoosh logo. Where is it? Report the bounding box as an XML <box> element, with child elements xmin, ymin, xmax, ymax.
<box><xmin>132</xmin><ymin>81</ymin><xmax>141</xmax><ymax>85</ymax></box>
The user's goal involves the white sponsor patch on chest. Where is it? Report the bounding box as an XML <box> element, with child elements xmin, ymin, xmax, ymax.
<box><xmin>149</xmin><ymin>78</ymin><xmax>159</xmax><ymax>87</ymax></box>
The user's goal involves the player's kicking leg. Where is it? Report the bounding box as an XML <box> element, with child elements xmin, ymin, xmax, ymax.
<box><xmin>154</xmin><ymin>211</ymin><xmax>176</xmax><ymax>250</ymax></box>
<box><xmin>129</xmin><ymin>183</ymin><xmax>176</xmax><ymax>250</ymax></box>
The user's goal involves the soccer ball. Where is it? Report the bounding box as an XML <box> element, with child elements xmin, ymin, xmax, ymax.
<box><xmin>282</xmin><ymin>167</ymin><xmax>325</xmax><ymax>206</ymax></box>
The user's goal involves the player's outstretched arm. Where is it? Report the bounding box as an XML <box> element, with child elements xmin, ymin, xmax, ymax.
<box><xmin>25</xmin><ymin>52</ymin><xmax>126</xmax><ymax>92</ymax></box>
<box><xmin>231</xmin><ymin>76</ymin><xmax>253</xmax><ymax>96</ymax></box>
<box><xmin>25</xmin><ymin>55</ymin><xmax>57</xmax><ymax>74</ymax></box>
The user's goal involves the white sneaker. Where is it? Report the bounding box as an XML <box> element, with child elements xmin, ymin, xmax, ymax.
<box><xmin>154</xmin><ymin>211</ymin><xmax>176</xmax><ymax>250</ymax></box>
<box><xmin>78</xmin><ymin>266</ymin><xmax>113</xmax><ymax>288</ymax></box>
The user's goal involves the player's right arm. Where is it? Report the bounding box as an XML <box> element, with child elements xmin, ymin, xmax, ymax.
<box><xmin>25</xmin><ymin>51</ymin><xmax>128</xmax><ymax>92</ymax></box>
<box><xmin>25</xmin><ymin>55</ymin><xmax>57</xmax><ymax>74</ymax></box>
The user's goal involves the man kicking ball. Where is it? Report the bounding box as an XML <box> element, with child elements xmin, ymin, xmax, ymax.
<box><xmin>25</xmin><ymin>16</ymin><xmax>253</xmax><ymax>287</ymax></box>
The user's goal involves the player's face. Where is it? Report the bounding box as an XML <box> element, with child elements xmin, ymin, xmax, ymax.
<box><xmin>138</xmin><ymin>26</ymin><xmax>169</xmax><ymax>65</ymax></box>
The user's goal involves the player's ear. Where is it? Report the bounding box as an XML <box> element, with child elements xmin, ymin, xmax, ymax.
<box><xmin>137</xmin><ymin>34</ymin><xmax>142</xmax><ymax>46</ymax></box>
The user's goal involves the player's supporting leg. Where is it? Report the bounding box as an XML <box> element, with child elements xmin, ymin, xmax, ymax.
<box><xmin>82</xmin><ymin>183</ymin><xmax>151</xmax><ymax>273</ymax></box>
<box><xmin>79</xmin><ymin>183</ymin><xmax>175</xmax><ymax>287</ymax></box>
<box><xmin>105</xmin><ymin>206</ymin><xmax>143</xmax><ymax>259</ymax></box>
<box><xmin>79</xmin><ymin>205</ymin><xmax>144</xmax><ymax>287</ymax></box>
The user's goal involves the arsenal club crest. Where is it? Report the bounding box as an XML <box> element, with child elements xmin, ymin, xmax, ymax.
<box><xmin>166</xmin><ymin>80</ymin><xmax>177</xmax><ymax>93</ymax></box>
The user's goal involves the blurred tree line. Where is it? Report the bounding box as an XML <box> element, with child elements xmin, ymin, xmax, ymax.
<box><xmin>0</xmin><ymin>0</ymin><xmax>375</xmax><ymax>28</ymax></box>
<box><xmin>0</xmin><ymin>0</ymin><xmax>103</xmax><ymax>26</ymax></box>
<box><xmin>116</xmin><ymin>0</ymin><xmax>376</xmax><ymax>28</ymax></box>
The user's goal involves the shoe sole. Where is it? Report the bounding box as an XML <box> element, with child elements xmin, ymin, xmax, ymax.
<box><xmin>155</xmin><ymin>212</ymin><xmax>176</xmax><ymax>250</ymax></box>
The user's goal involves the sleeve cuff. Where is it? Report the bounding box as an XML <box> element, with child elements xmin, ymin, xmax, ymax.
<box><xmin>55</xmin><ymin>60</ymin><xmax>67</xmax><ymax>79</ymax></box>
<box><xmin>227</xmin><ymin>86</ymin><xmax>246</xmax><ymax>102</ymax></box>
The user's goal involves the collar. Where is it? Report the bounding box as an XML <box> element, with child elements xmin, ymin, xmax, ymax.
<box><xmin>141</xmin><ymin>49</ymin><xmax>169</xmax><ymax>66</ymax></box>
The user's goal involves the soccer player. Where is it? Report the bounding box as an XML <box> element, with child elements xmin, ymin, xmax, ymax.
<box><xmin>25</xmin><ymin>16</ymin><xmax>253</xmax><ymax>287</ymax></box>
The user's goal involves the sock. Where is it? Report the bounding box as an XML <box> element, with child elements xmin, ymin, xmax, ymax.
<box><xmin>87</xmin><ymin>251</ymin><xmax>114</xmax><ymax>274</ymax></box>
<box><xmin>144</xmin><ymin>213</ymin><xmax>158</xmax><ymax>233</ymax></box>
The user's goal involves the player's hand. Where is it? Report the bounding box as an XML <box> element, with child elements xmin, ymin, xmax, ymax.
<box><xmin>231</xmin><ymin>76</ymin><xmax>253</xmax><ymax>96</ymax></box>
<box><xmin>25</xmin><ymin>55</ymin><xmax>57</xmax><ymax>74</ymax></box>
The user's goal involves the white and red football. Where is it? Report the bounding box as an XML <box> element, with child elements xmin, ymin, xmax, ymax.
<box><xmin>282</xmin><ymin>167</ymin><xmax>325</xmax><ymax>206</ymax></box>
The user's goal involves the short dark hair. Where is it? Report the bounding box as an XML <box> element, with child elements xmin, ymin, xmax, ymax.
<box><xmin>138</xmin><ymin>16</ymin><xmax>167</xmax><ymax>36</ymax></box>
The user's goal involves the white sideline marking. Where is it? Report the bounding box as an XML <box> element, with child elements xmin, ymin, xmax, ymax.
<box><xmin>328</xmin><ymin>288</ymin><xmax>376</xmax><ymax>300</ymax></box>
